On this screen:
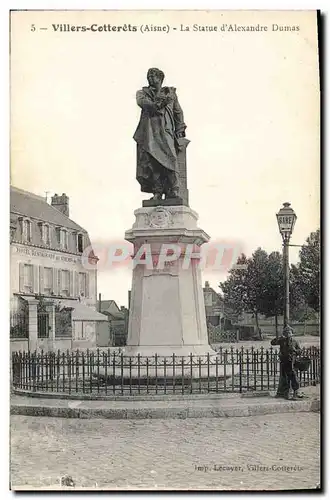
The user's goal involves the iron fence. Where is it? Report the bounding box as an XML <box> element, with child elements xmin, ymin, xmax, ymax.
<box><xmin>12</xmin><ymin>346</ymin><xmax>320</xmax><ymax>396</ymax></box>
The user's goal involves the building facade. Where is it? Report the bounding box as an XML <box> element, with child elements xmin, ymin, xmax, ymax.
<box><xmin>98</xmin><ymin>299</ymin><xmax>129</xmax><ymax>347</ymax></box>
<box><xmin>203</xmin><ymin>281</ymin><xmax>224</xmax><ymax>327</ymax></box>
<box><xmin>10</xmin><ymin>187</ymin><xmax>107</xmax><ymax>352</ymax></box>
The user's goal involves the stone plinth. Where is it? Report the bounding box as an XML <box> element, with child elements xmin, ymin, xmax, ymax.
<box><xmin>124</xmin><ymin>205</ymin><xmax>216</xmax><ymax>357</ymax></box>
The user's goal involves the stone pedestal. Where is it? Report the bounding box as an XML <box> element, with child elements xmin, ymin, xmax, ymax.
<box><xmin>124</xmin><ymin>205</ymin><xmax>216</xmax><ymax>357</ymax></box>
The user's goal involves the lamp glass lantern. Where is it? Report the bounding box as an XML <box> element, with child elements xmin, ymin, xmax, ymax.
<box><xmin>276</xmin><ymin>202</ymin><xmax>297</xmax><ymax>241</ymax></box>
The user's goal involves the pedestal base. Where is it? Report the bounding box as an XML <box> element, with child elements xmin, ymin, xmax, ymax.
<box><xmin>125</xmin><ymin>205</ymin><xmax>213</xmax><ymax>357</ymax></box>
<box><xmin>142</xmin><ymin>197</ymin><xmax>186</xmax><ymax>207</ymax></box>
<box><xmin>93</xmin><ymin>352</ymin><xmax>239</xmax><ymax>383</ymax></box>
<box><xmin>123</xmin><ymin>344</ymin><xmax>217</xmax><ymax>357</ymax></box>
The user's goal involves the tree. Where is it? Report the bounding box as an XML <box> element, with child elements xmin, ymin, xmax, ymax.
<box><xmin>220</xmin><ymin>249</ymin><xmax>270</xmax><ymax>339</ymax></box>
<box><xmin>290</xmin><ymin>263</ymin><xmax>317</xmax><ymax>325</ymax></box>
<box><xmin>244</xmin><ymin>248</ymin><xmax>270</xmax><ymax>338</ymax></box>
<box><xmin>219</xmin><ymin>231</ymin><xmax>320</xmax><ymax>338</ymax></box>
<box><xmin>258</xmin><ymin>251</ymin><xmax>284</xmax><ymax>337</ymax></box>
<box><xmin>294</xmin><ymin>229</ymin><xmax>320</xmax><ymax>313</ymax></box>
<box><xmin>220</xmin><ymin>254</ymin><xmax>249</xmax><ymax>323</ymax></box>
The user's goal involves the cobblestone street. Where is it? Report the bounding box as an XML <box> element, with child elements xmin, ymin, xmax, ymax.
<box><xmin>10</xmin><ymin>412</ymin><xmax>320</xmax><ymax>491</ymax></box>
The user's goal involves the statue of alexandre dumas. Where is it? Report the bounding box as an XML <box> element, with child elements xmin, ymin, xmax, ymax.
<box><xmin>133</xmin><ymin>68</ymin><xmax>187</xmax><ymax>201</ymax></box>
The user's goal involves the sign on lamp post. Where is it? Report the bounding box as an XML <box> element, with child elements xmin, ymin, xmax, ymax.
<box><xmin>276</xmin><ymin>202</ymin><xmax>297</xmax><ymax>332</ymax></box>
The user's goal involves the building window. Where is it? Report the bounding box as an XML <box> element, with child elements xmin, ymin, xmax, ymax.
<box><xmin>55</xmin><ymin>227</ymin><xmax>61</xmax><ymax>246</ymax></box>
<box><xmin>22</xmin><ymin>219</ymin><xmax>32</xmax><ymax>243</ymax></box>
<box><xmin>43</xmin><ymin>224</ymin><xmax>51</xmax><ymax>245</ymax></box>
<box><xmin>77</xmin><ymin>234</ymin><xmax>84</xmax><ymax>253</ymax></box>
<box><xmin>61</xmin><ymin>270</ymin><xmax>70</xmax><ymax>296</ymax></box>
<box><xmin>23</xmin><ymin>264</ymin><xmax>33</xmax><ymax>293</ymax></box>
<box><xmin>60</xmin><ymin>229</ymin><xmax>69</xmax><ymax>250</ymax></box>
<box><xmin>39</xmin><ymin>223</ymin><xmax>50</xmax><ymax>246</ymax></box>
<box><xmin>56</xmin><ymin>228</ymin><xmax>69</xmax><ymax>250</ymax></box>
<box><xmin>43</xmin><ymin>267</ymin><xmax>53</xmax><ymax>295</ymax></box>
<box><xmin>78</xmin><ymin>273</ymin><xmax>86</xmax><ymax>296</ymax></box>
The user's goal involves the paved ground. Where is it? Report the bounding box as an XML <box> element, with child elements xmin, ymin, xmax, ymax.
<box><xmin>10</xmin><ymin>384</ymin><xmax>320</xmax><ymax>420</ymax></box>
<box><xmin>10</xmin><ymin>411</ymin><xmax>320</xmax><ymax>491</ymax></box>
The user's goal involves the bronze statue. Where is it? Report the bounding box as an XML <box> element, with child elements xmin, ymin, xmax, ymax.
<box><xmin>133</xmin><ymin>68</ymin><xmax>187</xmax><ymax>202</ymax></box>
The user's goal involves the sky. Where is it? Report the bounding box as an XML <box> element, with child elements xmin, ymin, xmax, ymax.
<box><xmin>10</xmin><ymin>10</ymin><xmax>320</xmax><ymax>307</ymax></box>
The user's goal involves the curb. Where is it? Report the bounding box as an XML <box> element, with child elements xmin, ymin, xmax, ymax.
<box><xmin>11</xmin><ymin>398</ymin><xmax>320</xmax><ymax>420</ymax></box>
<box><xmin>12</xmin><ymin>388</ymin><xmax>268</xmax><ymax>401</ymax></box>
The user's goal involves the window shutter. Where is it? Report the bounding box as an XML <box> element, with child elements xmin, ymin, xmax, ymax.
<box><xmin>50</xmin><ymin>268</ymin><xmax>54</xmax><ymax>294</ymax></box>
<box><xmin>58</xmin><ymin>270</ymin><xmax>62</xmax><ymax>295</ymax></box>
<box><xmin>22</xmin><ymin>220</ymin><xmax>27</xmax><ymax>241</ymax></box>
<box><xmin>74</xmin><ymin>271</ymin><xmax>79</xmax><ymax>297</ymax></box>
<box><xmin>85</xmin><ymin>272</ymin><xmax>90</xmax><ymax>298</ymax></box>
<box><xmin>19</xmin><ymin>263</ymin><xmax>24</xmax><ymax>292</ymax></box>
<box><xmin>39</xmin><ymin>266</ymin><xmax>44</xmax><ymax>294</ymax></box>
<box><xmin>53</xmin><ymin>268</ymin><xmax>58</xmax><ymax>295</ymax></box>
<box><xmin>69</xmin><ymin>271</ymin><xmax>74</xmax><ymax>296</ymax></box>
<box><xmin>33</xmin><ymin>265</ymin><xmax>39</xmax><ymax>294</ymax></box>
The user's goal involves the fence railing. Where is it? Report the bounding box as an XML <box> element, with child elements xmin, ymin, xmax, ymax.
<box><xmin>11</xmin><ymin>347</ymin><xmax>321</xmax><ymax>396</ymax></box>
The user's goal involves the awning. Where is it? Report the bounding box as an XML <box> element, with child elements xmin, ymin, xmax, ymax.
<box><xmin>18</xmin><ymin>296</ymin><xmax>108</xmax><ymax>322</ymax></box>
<box><xmin>19</xmin><ymin>295</ymin><xmax>39</xmax><ymax>303</ymax></box>
<box><xmin>60</xmin><ymin>302</ymin><xmax>108</xmax><ymax>322</ymax></box>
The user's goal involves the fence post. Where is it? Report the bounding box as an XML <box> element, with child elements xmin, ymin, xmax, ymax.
<box><xmin>46</xmin><ymin>302</ymin><xmax>56</xmax><ymax>351</ymax></box>
<box><xmin>260</xmin><ymin>347</ymin><xmax>264</xmax><ymax>391</ymax></box>
<box><xmin>12</xmin><ymin>352</ymin><xmax>18</xmax><ymax>387</ymax></box>
<box><xmin>67</xmin><ymin>350</ymin><xmax>71</xmax><ymax>394</ymax></box>
<box><xmin>121</xmin><ymin>352</ymin><xmax>124</xmax><ymax>396</ymax></box>
<box><xmin>155</xmin><ymin>353</ymin><xmax>158</xmax><ymax>395</ymax></box>
<box><xmin>230</xmin><ymin>347</ymin><xmax>234</xmax><ymax>392</ymax></box>
<box><xmin>27</xmin><ymin>300</ymin><xmax>39</xmax><ymax>352</ymax></box>
<box><xmin>32</xmin><ymin>351</ymin><xmax>37</xmax><ymax>392</ymax></box>
<box><xmin>239</xmin><ymin>349</ymin><xmax>243</xmax><ymax>393</ymax></box>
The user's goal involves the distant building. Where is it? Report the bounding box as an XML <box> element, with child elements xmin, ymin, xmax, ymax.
<box><xmin>99</xmin><ymin>299</ymin><xmax>129</xmax><ymax>347</ymax></box>
<box><xmin>10</xmin><ymin>186</ymin><xmax>107</xmax><ymax>352</ymax></box>
<box><xmin>203</xmin><ymin>281</ymin><xmax>224</xmax><ymax>327</ymax></box>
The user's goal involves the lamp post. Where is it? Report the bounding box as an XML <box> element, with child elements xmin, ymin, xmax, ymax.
<box><xmin>276</xmin><ymin>202</ymin><xmax>297</xmax><ymax>332</ymax></box>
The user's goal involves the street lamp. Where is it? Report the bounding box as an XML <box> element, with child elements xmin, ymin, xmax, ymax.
<box><xmin>276</xmin><ymin>202</ymin><xmax>297</xmax><ymax>332</ymax></box>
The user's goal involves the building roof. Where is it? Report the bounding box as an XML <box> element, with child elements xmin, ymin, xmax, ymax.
<box><xmin>10</xmin><ymin>186</ymin><xmax>86</xmax><ymax>232</ymax></box>
<box><xmin>203</xmin><ymin>283</ymin><xmax>223</xmax><ymax>305</ymax></box>
<box><xmin>102</xmin><ymin>311</ymin><xmax>125</xmax><ymax>320</ymax></box>
<box><xmin>99</xmin><ymin>300</ymin><xmax>116</xmax><ymax>310</ymax></box>
<box><xmin>59</xmin><ymin>301</ymin><xmax>108</xmax><ymax>321</ymax></box>
<box><xmin>99</xmin><ymin>300</ymin><xmax>125</xmax><ymax>319</ymax></box>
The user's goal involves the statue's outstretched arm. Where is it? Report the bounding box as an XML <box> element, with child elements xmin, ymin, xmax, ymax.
<box><xmin>136</xmin><ymin>90</ymin><xmax>161</xmax><ymax>114</ymax></box>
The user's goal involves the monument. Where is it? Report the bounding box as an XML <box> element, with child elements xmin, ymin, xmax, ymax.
<box><xmin>124</xmin><ymin>68</ymin><xmax>216</xmax><ymax>357</ymax></box>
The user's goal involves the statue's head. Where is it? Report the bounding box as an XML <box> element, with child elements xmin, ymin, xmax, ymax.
<box><xmin>147</xmin><ymin>68</ymin><xmax>165</xmax><ymax>89</ymax></box>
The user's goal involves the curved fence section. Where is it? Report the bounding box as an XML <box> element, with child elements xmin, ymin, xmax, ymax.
<box><xmin>12</xmin><ymin>347</ymin><xmax>321</xmax><ymax>396</ymax></box>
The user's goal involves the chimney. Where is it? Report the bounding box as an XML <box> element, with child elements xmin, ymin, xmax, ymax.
<box><xmin>51</xmin><ymin>193</ymin><xmax>69</xmax><ymax>217</ymax></box>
